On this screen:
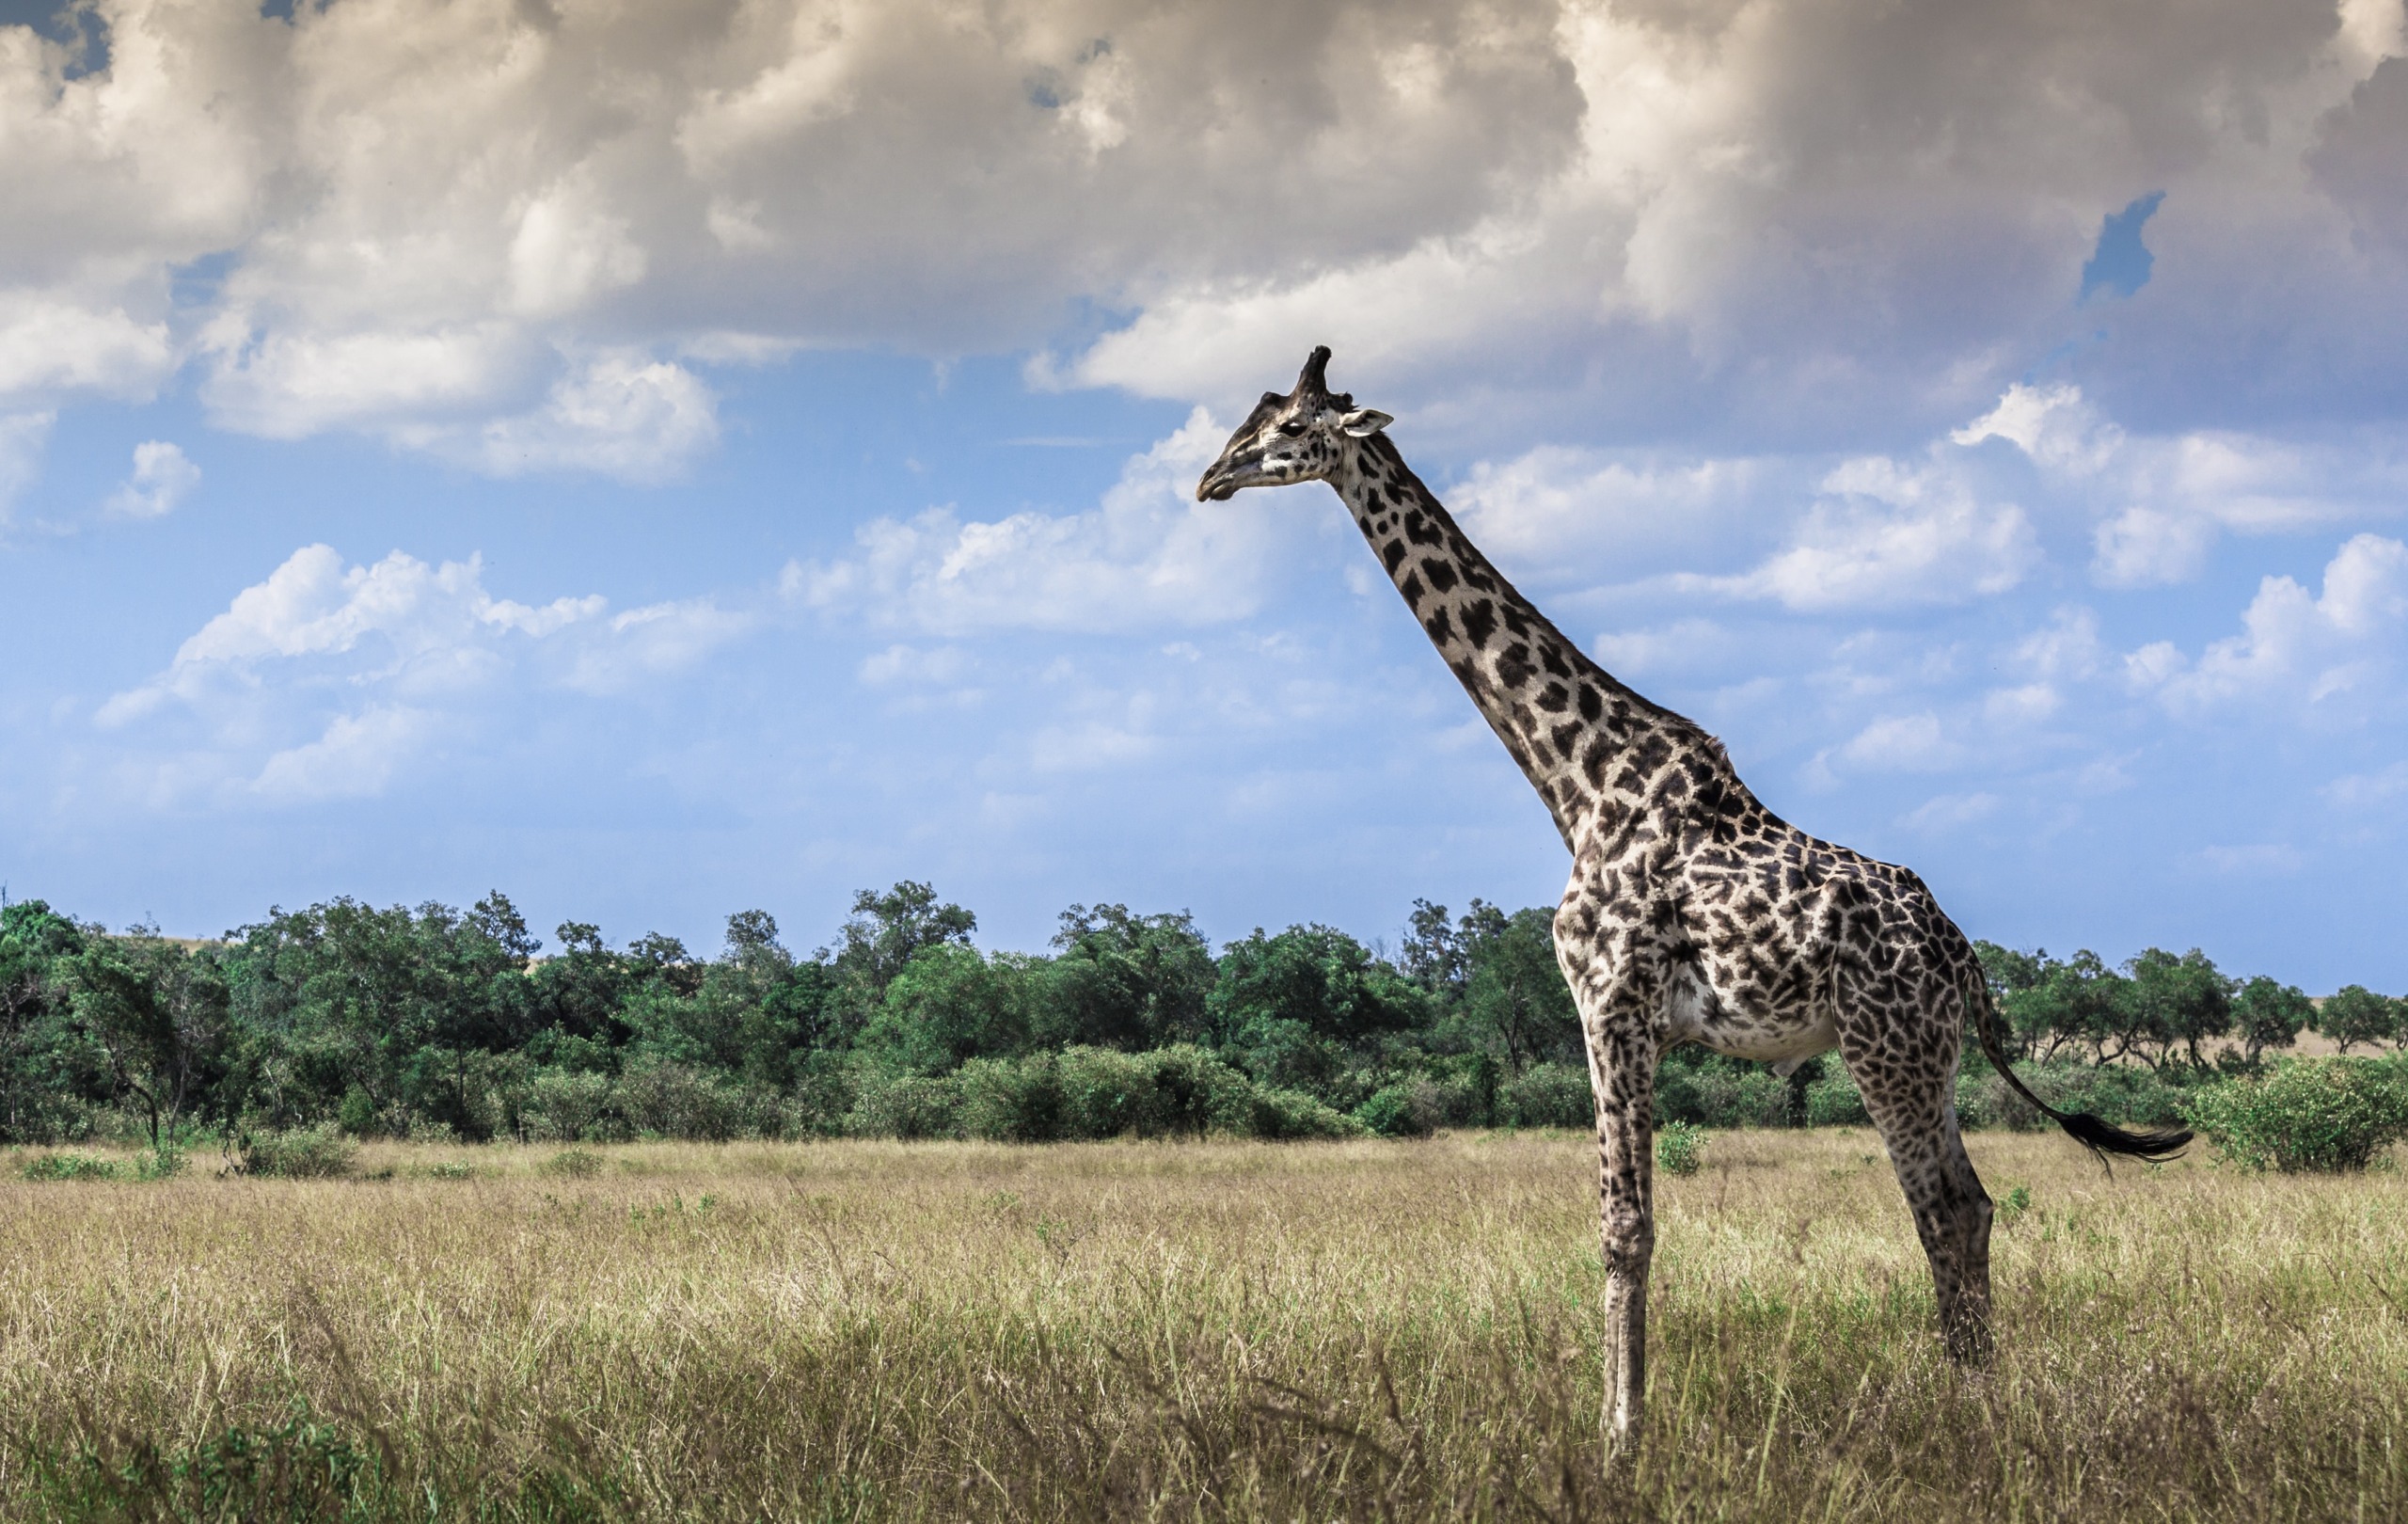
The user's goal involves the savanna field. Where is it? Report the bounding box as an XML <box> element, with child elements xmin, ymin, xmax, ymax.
<box><xmin>3</xmin><ymin>1130</ymin><xmax>2401</xmax><ymax>1523</ymax></box>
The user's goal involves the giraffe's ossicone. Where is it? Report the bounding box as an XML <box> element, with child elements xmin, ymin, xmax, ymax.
<box><xmin>1197</xmin><ymin>346</ymin><xmax>2190</xmax><ymax>1457</ymax></box>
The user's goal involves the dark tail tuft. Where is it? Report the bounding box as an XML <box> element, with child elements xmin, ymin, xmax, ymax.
<box><xmin>2055</xmin><ymin>1109</ymin><xmax>2193</xmax><ymax>1164</ymax></box>
<box><xmin>1961</xmin><ymin>962</ymin><xmax>2191</xmax><ymax>1168</ymax></box>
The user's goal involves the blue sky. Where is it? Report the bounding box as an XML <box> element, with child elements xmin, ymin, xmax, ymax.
<box><xmin>2</xmin><ymin>0</ymin><xmax>2405</xmax><ymax>990</ymax></box>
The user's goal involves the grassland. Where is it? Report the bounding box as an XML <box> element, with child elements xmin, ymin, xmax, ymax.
<box><xmin>0</xmin><ymin>1131</ymin><xmax>2400</xmax><ymax>1521</ymax></box>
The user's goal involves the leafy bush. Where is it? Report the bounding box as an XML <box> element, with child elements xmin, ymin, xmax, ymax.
<box><xmin>1656</xmin><ymin>1121</ymin><xmax>1706</xmax><ymax>1176</ymax></box>
<box><xmin>1052</xmin><ymin>1047</ymin><xmax>1165</xmax><ymax>1139</ymax></box>
<box><xmin>616</xmin><ymin>1060</ymin><xmax>789</xmax><ymax>1141</ymax></box>
<box><xmin>21</xmin><ymin>1151</ymin><xmax>118</xmax><ymax>1181</ymax></box>
<box><xmin>1500</xmin><ymin>1063</ymin><xmax>1591</xmax><ymax>1129</ymax></box>
<box><xmin>957</xmin><ymin>1055</ymin><xmax>1067</xmax><ymax>1142</ymax></box>
<box><xmin>1354</xmin><ymin>1083</ymin><xmax>1437</xmax><ymax>1138</ymax></box>
<box><xmin>1804</xmin><ymin>1069</ymin><xmax>1870</xmax><ymax>1127</ymax></box>
<box><xmin>1148</xmin><ymin>1044</ymin><xmax>1255</xmax><ymax>1136</ymax></box>
<box><xmin>425</xmin><ymin>1161</ymin><xmax>478</xmax><ymax>1180</ymax></box>
<box><xmin>135</xmin><ymin>1146</ymin><xmax>186</xmax><ymax>1181</ymax></box>
<box><xmin>543</xmin><ymin>1147</ymin><xmax>604</xmax><ymax>1178</ymax></box>
<box><xmin>523</xmin><ymin>1069</ymin><xmax>617</xmax><ymax>1142</ymax></box>
<box><xmin>1237</xmin><ymin>1086</ymin><xmax>1366</xmax><ymax>1140</ymax></box>
<box><xmin>847</xmin><ymin>1070</ymin><xmax>961</xmax><ymax>1139</ymax></box>
<box><xmin>1694</xmin><ymin>1067</ymin><xmax>1790</xmax><ymax>1128</ymax></box>
<box><xmin>2184</xmin><ymin>1057</ymin><xmax>2408</xmax><ymax>1172</ymax></box>
<box><xmin>238</xmin><ymin>1125</ymin><xmax>356</xmax><ymax>1179</ymax></box>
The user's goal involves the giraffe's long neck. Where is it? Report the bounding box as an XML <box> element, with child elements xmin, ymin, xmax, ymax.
<box><xmin>1330</xmin><ymin>434</ymin><xmax>1694</xmax><ymax>854</ymax></box>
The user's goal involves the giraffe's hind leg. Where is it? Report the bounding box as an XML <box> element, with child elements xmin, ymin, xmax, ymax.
<box><xmin>1843</xmin><ymin>1031</ymin><xmax>1995</xmax><ymax>1361</ymax></box>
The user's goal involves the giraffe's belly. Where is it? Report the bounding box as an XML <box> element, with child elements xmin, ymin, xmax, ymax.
<box><xmin>1662</xmin><ymin>956</ymin><xmax>1840</xmax><ymax>1064</ymax></box>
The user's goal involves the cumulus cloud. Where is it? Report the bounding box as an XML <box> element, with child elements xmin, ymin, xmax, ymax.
<box><xmin>103</xmin><ymin>439</ymin><xmax>198</xmax><ymax>518</ymax></box>
<box><xmin>790</xmin><ymin>408</ymin><xmax>1296</xmax><ymax>635</ymax></box>
<box><xmin>1678</xmin><ymin>454</ymin><xmax>2038</xmax><ymax>612</ymax></box>
<box><xmin>97</xmin><ymin>542</ymin><xmax>750</xmax><ymax>802</ymax></box>
<box><xmin>2130</xmin><ymin>533</ymin><xmax>2408</xmax><ymax>714</ymax></box>
<box><xmin>0</xmin><ymin>0</ymin><xmax>2401</xmax><ymax>472</ymax></box>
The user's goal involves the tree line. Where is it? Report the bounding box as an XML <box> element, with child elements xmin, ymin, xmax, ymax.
<box><xmin>0</xmin><ymin>883</ymin><xmax>2397</xmax><ymax>1147</ymax></box>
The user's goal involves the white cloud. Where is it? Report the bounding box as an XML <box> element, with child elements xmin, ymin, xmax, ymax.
<box><xmin>251</xmin><ymin>706</ymin><xmax>431</xmax><ymax>803</ymax></box>
<box><xmin>0</xmin><ymin>0</ymin><xmax>2401</xmax><ymax>471</ymax></box>
<box><xmin>1683</xmin><ymin>455</ymin><xmax>2038</xmax><ymax>612</ymax></box>
<box><xmin>791</xmin><ymin>408</ymin><xmax>1294</xmax><ymax>635</ymax></box>
<box><xmin>460</xmin><ymin>354</ymin><xmax>718</xmax><ymax>483</ymax></box>
<box><xmin>2131</xmin><ymin>533</ymin><xmax>2408</xmax><ymax>713</ymax></box>
<box><xmin>0</xmin><ymin>409</ymin><xmax>51</xmax><ymax>519</ymax></box>
<box><xmin>96</xmin><ymin>541</ymin><xmax>751</xmax><ymax>803</ymax></box>
<box><xmin>103</xmin><ymin>439</ymin><xmax>198</xmax><ymax>519</ymax></box>
<box><xmin>1835</xmin><ymin>712</ymin><xmax>1965</xmax><ymax>772</ymax></box>
<box><xmin>0</xmin><ymin>292</ymin><xmax>175</xmax><ymax>404</ymax></box>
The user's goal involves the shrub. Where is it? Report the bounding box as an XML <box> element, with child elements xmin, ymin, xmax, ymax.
<box><xmin>21</xmin><ymin>1151</ymin><xmax>118</xmax><ymax>1182</ymax></box>
<box><xmin>1054</xmin><ymin>1047</ymin><xmax>1164</xmax><ymax>1139</ymax></box>
<box><xmin>2184</xmin><ymin>1057</ymin><xmax>2408</xmax><ymax>1172</ymax></box>
<box><xmin>1501</xmin><ymin>1063</ymin><xmax>1592</xmax><ymax>1129</ymax></box>
<box><xmin>1804</xmin><ymin>1069</ymin><xmax>1870</xmax><ymax>1127</ymax></box>
<box><xmin>957</xmin><ymin>1056</ymin><xmax>1066</xmax><ymax>1142</ymax></box>
<box><xmin>542</xmin><ymin>1147</ymin><xmax>604</xmax><ymax>1179</ymax></box>
<box><xmin>1149</xmin><ymin>1044</ymin><xmax>1255</xmax><ymax>1136</ymax></box>
<box><xmin>1693</xmin><ymin>1067</ymin><xmax>1790</xmax><ymax>1128</ymax></box>
<box><xmin>523</xmin><ymin>1069</ymin><xmax>617</xmax><ymax>1142</ymax></box>
<box><xmin>615</xmin><ymin>1060</ymin><xmax>787</xmax><ymax>1141</ymax></box>
<box><xmin>846</xmin><ymin>1071</ymin><xmax>961</xmax><ymax>1139</ymax></box>
<box><xmin>135</xmin><ymin>1146</ymin><xmax>187</xmax><ymax>1181</ymax></box>
<box><xmin>1238</xmin><ymin>1086</ymin><xmax>1366</xmax><ymax>1140</ymax></box>
<box><xmin>238</xmin><ymin>1125</ymin><xmax>356</xmax><ymax>1179</ymax></box>
<box><xmin>1656</xmin><ymin>1121</ymin><xmax>1706</xmax><ymax>1176</ymax></box>
<box><xmin>424</xmin><ymin>1161</ymin><xmax>477</xmax><ymax>1180</ymax></box>
<box><xmin>1354</xmin><ymin>1083</ymin><xmax>1436</xmax><ymax>1138</ymax></box>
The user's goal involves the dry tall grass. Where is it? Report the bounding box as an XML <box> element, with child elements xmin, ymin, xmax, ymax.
<box><xmin>0</xmin><ymin>1131</ymin><xmax>2400</xmax><ymax>1520</ymax></box>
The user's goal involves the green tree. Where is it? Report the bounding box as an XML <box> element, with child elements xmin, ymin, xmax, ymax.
<box><xmin>2121</xmin><ymin>947</ymin><xmax>2232</xmax><ymax>1072</ymax></box>
<box><xmin>1460</xmin><ymin>906</ymin><xmax>1580</xmax><ymax>1074</ymax></box>
<box><xmin>855</xmin><ymin>944</ymin><xmax>1038</xmax><ymax>1074</ymax></box>
<box><xmin>827</xmin><ymin>882</ymin><xmax>977</xmax><ymax>1040</ymax></box>
<box><xmin>2230</xmin><ymin>976</ymin><xmax>2313</xmax><ymax>1066</ymax></box>
<box><xmin>1041</xmin><ymin>904</ymin><xmax>1216</xmax><ymax>1051</ymax></box>
<box><xmin>0</xmin><ymin>900</ymin><xmax>95</xmax><ymax>1141</ymax></box>
<box><xmin>2318</xmin><ymin>985</ymin><xmax>2400</xmax><ymax>1055</ymax></box>
<box><xmin>63</xmin><ymin>930</ymin><xmax>232</xmax><ymax>1148</ymax></box>
<box><xmin>1208</xmin><ymin>926</ymin><xmax>1424</xmax><ymax>1096</ymax></box>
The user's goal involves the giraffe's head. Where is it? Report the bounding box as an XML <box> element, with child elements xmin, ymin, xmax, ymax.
<box><xmin>1196</xmin><ymin>345</ymin><xmax>1394</xmax><ymax>502</ymax></box>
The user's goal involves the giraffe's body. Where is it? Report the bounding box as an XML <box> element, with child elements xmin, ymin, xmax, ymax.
<box><xmin>1198</xmin><ymin>348</ymin><xmax>2188</xmax><ymax>1452</ymax></box>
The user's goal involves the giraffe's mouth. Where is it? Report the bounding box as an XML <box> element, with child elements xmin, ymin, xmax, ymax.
<box><xmin>1196</xmin><ymin>445</ymin><xmax>1262</xmax><ymax>501</ymax></box>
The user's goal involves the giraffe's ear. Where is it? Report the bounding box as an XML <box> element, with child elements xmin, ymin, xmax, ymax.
<box><xmin>1339</xmin><ymin>408</ymin><xmax>1393</xmax><ymax>438</ymax></box>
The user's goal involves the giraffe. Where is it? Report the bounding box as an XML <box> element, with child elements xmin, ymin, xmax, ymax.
<box><xmin>1196</xmin><ymin>347</ymin><xmax>2190</xmax><ymax>1453</ymax></box>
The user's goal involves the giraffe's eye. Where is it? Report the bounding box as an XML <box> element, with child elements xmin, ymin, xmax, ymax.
<box><xmin>1276</xmin><ymin>421</ymin><xmax>1307</xmax><ymax>437</ymax></box>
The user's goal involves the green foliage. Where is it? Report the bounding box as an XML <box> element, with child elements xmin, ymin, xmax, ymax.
<box><xmin>2184</xmin><ymin>1057</ymin><xmax>2408</xmax><ymax>1172</ymax></box>
<box><xmin>1499</xmin><ymin>1062</ymin><xmax>1591</xmax><ymax>1128</ymax></box>
<box><xmin>22</xmin><ymin>1151</ymin><xmax>118</xmax><ymax>1181</ymax></box>
<box><xmin>2230</xmin><ymin>976</ymin><xmax>2313</xmax><ymax>1065</ymax></box>
<box><xmin>846</xmin><ymin>1070</ymin><xmax>962</xmax><ymax>1139</ymax></box>
<box><xmin>237</xmin><ymin>1125</ymin><xmax>356</xmax><ymax>1179</ymax></box>
<box><xmin>1803</xmin><ymin>1067</ymin><xmax>1870</xmax><ymax>1127</ymax></box>
<box><xmin>543</xmin><ymin>1147</ymin><xmax>604</xmax><ymax>1178</ymax></box>
<box><xmin>1235</xmin><ymin>1085</ymin><xmax>1365</xmax><ymax>1140</ymax></box>
<box><xmin>2317</xmin><ymin>985</ymin><xmax>2401</xmax><ymax>1055</ymax></box>
<box><xmin>135</xmin><ymin>1146</ymin><xmax>186</xmax><ymax>1181</ymax></box>
<box><xmin>1656</xmin><ymin>1120</ymin><xmax>1706</xmax><ymax>1175</ymax></box>
<box><xmin>0</xmin><ymin>881</ymin><xmax>2391</xmax><ymax>1154</ymax></box>
<box><xmin>1354</xmin><ymin>1083</ymin><xmax>1436</xmax><ymax>1138</ymax></box>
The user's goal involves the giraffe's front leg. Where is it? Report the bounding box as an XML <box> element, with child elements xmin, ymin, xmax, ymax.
<box><xmin>1559</xmin><ymin>906</ymin><xmax>1664</xmax><ymax>1458</ymax></box>
<box><xmin>1592</xmin><ymin>1037</ymin><xmax>1656</xmax><ymax>1453</ymax></box>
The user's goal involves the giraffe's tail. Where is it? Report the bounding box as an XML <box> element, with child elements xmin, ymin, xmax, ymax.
<box><xmin>1962</xmin><ymin>972</ymin><xmax>2192</xmax><ymax>1166</ymax></box>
